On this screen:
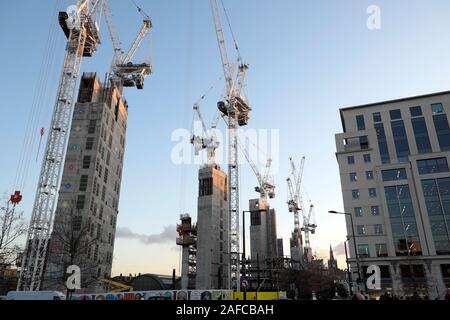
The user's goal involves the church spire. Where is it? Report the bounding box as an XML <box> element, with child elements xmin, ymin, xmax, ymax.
<box><xmin>329</xmin><ymin>244</ymin><xmax>335</xmax><ymax>261</ymax></box>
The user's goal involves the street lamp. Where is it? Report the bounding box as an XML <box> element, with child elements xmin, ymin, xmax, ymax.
<box><xmin>329</xmin><ymin>210</ymin><xmax>363</xmax><ymax>293</ymax></box>
<box><xmin>343</xmin><ymin>239</ymin><xmax>353</xmax><ymax>296</ymax></box>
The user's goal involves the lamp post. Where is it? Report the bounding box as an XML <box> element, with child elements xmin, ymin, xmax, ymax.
<box><xmin>329</xmin><ymin>210</ymin><xmax>363</xmax><ymax>293</ymax></box>
<box><xmin>344</xmin><ymin>239</ymin><xmax>353</xmax><ymax>296</ymax></box>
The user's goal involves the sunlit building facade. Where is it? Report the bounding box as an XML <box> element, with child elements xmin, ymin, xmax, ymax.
<box><xmin>335</xmin><ymin>91</ymin><xmax>450</xmax><ymax>299</ymax></box>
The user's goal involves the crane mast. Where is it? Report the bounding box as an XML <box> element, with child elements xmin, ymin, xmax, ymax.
<box><xmin>287</xmin><ymin>157</ymin><xmax>305</xmax><ymax>269</ymax></box>
<box><xmin>301</xmin><ymin>204</ymin><xmax>316</xmax><ymax>261</ymax></box>
<box><xmin>18</xmin><ymin>0</ymin><xmax>102</xmax><ymax>291</ymax></box>
<box><xmin>209</xmin><ymin>0</ymin><xmax>251</xmax><ymax>291</ymax></box>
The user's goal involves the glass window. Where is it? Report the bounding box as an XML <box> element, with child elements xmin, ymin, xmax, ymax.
<box><xmin>357</xmin><ymin>244</ymin><xmax>369</xmax><ymax>258</ymax></box>
<box><xmin>85</xmin><ymin>137</ymin><xmax>94</xmax><ymax>150</ymax></box>
<box><xmin>390</xmin><ymin>109</ymin><xmax>402</xmax><ymax>120</ymax></box>
<box><xmin>344</xmin><ymin>136</ymin><xmax>368</xmax><ymax>150</ymax></box>
<box><xmin>417</xmin><ymin>157</ymin><xmax>449</xmax><ymax>175</ymax></box>
<box><xmin>82</xmin><ymin>156</ymin><xmax>91</xmax><ymax>169</ymax></box>
<box><xmin>401</xmin><ymin>265</ymin><xmax>425</xmax><ymax>278</ymax></box>
<box><xmin>79</xmin><ymin>175</ymin><xmax>88</xmax><ymax>191</ymax></box>
<box><xmin>354</xmin><ymin>207</ymin><xmax>363</xmax><ymax>217</ymax></box>
<box><xmin>363</xmin><ymin>154</ymin><xmax>371</xmax><ymax>163</ymax></box>
<box><xmin>369</xmin><ymin>188</ymin><xmax>377</xmax><ymax>198</ymax></box>
<box><xmin>410</xmin><ymin>106</ymin><xmax>423</xmax><ymax>117</ymax></box>
<box><xmin>88</xmin><ymin>120</ymin><xmax>96</xmax><ymax>134</ymax></box>
<box><xmin>376</xmin><ymin>244</ymin><xmax>388</xmax><ymax>257</ymax></box>
<box><xmin>359</xmin><ymin>136</ymin><xmax>369</xmax><ymax>149</ymax></box>
<box><xmin>357</xmin><ymin>225</ymin><xmax>366</xmax><ymax>235</ymax></box>
<box><xmin>441</xmin><ymin>264</ymin><xmax>450</xmax><ymax>278</ymax></box>
<box><xmin>347</xmin><ymin>155</ymin><xmax>355</xmax><ymax>165</ymax></box>
<box><xmin>382</xmin><ymin>168</ymin><xmax>407</xmax><ymax>181</ymax></box>
<box><xmin>375</xmin><ymin>123</ymin><xmax>390</xmax><ymax>164</ymax></box>
<box><xmin>411</xmin><ymin>117</ymin><xmax>432</xmax><ymax>154</ymax></box>
<box><xmin>391</xmin><ymin>120</ymin><xmax>410</xmax><ymax>162</ymax></box>
<box><xmin>374</xmin><ymin>224</ymin><xmax>383</xmax><ymax>235</ymax></box>
<box><xmin>366</xmin><ymin>171</ymin><xmax>374</xmax><ymax>180</ymax></box>
<box><xmin>433</xmin><ymin>114</ymin><xmax>450</xmax><ymax>151</ymax></box>
<box><xmin>350</xmin><ymin>172</ymin><xmax>358</xmax><ymax>182</ymax></box>
<box><xmin>421</xmin><ymin>178</ymin><xmax>450</xmax><ymax>255</ymax></box>
<box><xmin>352</xmin><ymin>189</ymin><xmax>360</xmax><ymax>200</ymax></box>
<box><xmin>431</xmin><ymin>103</ymin><xmax>444</xmax><ymax>114</ymax></box>
<box><xmin>371</xmin><ymin>206</ymin><xmax>380</xmax><ymax>216</ymax></box>
<box><xmin>76</xmin><ymin>195</ymin><xmax>86</xmax><ymax>210</ymax></box>
<box><xmin>384</xmin><ymin>185</ymin><xmax>422</xmax><ymax>256</ymax></box>
<box><xmin>356</xmin><ymin>115</ymin><xmax>366</xmax><ymax>131</ymax></box>
<box><xmin>373</xmin><ymin>112</ymin><xmax>382</xmax><ymax>123</ymax></box>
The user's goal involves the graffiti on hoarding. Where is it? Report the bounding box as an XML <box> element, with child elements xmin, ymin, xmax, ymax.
<box><xmin>71</xmin><ymin>290</ymin><xmax>232</xmax><ymax>301</ymax></box>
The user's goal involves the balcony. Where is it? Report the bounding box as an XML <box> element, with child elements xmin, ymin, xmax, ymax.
<box><xmin>343</xmin><ymin>136</ymin><xmax>369</xmax><ymax>152</ymax></box>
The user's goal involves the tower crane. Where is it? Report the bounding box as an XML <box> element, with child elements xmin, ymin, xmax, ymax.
<box><xmin>287</xmin><ymin>157</ymin><xmax>317</xmax><ymax>266</ymax></box>
<box><xmin>301</xmin><ymin>204</ymin><xmax>317</xmax><ymax>263</ymax></box>
<box><xmin>102</xmin><ymin>0</ymin><xmax>152</xmax><ymax>90</ymax></box>
<box><xmin>237</xmin><ymin>140</ymin><xmax>275</xmax><ymax>204</ymax></box>
<box><xmin>18</xmin><ymin>0</ymin><xmax>103</xmax><ymax>291</ymax></box>
<box><xmin>18</xmin><ymin>0</ymin><xmax>152</xmax><ymax>291</ymax></box>
<box><xmin>209</xmin><ymin>0</ymin><xmax>252</xmax><ymax>291</ymax></box>
<box><xmin>190</xmin><ymin>104</ymin><xmax>221</xmax><ymax>166</ymax></box>
<box><xmin>286</xmin><ymin>157</ymin><xmax>305</xmax><ymax>269</ymax></box>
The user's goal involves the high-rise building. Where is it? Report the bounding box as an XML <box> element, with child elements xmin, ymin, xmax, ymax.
<box><xmin>277</xmin><ymin>238</ymin><xmax>284</xmax><ymax>259</ymax></box>
<box><xmin>43</xmin><ymin>73</ymin><xmax>127</xmax><ymax>291</ymax></box>
<box><xmin>249</xmin><ymin>199</ymin><xmax>278</xmax><ymax>264</ymax></box>
<box><xmin>335</xmin><ymin>91</ymin><xmax>450</xmax><ymax>299</ymax></box>
<box><xmin>195</xmin><ymin>164</ymin><xmax>229</xmax><ymax>289</ymax></box>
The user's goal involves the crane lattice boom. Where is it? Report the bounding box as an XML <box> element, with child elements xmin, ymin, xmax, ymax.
<box><xmin>18</xmin><ymin>0</ymin><xmax>102</xmax><ymax>291</ymax></box>
<box><xmin>103</xmin><ymin>0</ymin><xmax>152</xmax><ymax>90</ymax></box>
<box><xmin>209</xmin><ymin>0</ymin><xmax>251</xmax><ymax>291</ymax></box>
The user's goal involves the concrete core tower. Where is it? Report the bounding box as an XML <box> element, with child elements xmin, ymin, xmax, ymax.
<box><xmin>195</xmin><ymin>164</ymin><xmax>229</xmax><ymax>289</ymax></box>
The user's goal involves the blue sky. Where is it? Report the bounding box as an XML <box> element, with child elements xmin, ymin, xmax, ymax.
<box><xmin>2</xmin><ymin>0</ymin><xmax>450</xmax><ymax>276</ymax></box>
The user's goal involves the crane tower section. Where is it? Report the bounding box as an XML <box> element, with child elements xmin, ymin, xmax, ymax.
<box><xmin>18</xmin><ymin>0</ymin><xmax>102</xmax><ymax>291</ymax></box>
<box><xmin>209</xmin><ymin>0</ymin><xmax>252</xmax><ymax>291</ymax></box>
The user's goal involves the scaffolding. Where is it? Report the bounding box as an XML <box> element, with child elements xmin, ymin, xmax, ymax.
<box><xmin>176</xmin><ymin>214</ymin><xmax>197</xmax><ymax>289</ymax></box>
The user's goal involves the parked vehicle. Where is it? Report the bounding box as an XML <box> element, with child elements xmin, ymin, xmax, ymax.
<box><xmin>5</xmin><ymin>291</ymin><xmax>66</xmax><ymax>300</ymax></box>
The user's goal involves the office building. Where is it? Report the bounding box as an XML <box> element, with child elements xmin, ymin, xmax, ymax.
<box><xmin>335</xmin><ymin>91</ymin><xmax>450</xmax><ymax>298</ymax></box>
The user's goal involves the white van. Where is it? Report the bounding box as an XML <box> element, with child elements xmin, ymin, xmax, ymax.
<box><xmin>6</xmin><ymin>291</ymin><xmax>66</xmax><ymax>300</ymax></box>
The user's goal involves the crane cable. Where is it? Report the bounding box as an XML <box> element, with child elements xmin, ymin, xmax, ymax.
<box><xmin>130</xmin><ymin>0</ymin><xmax>150</xmax><ymax>19</ymax></box>
<box><xmin>219</xmin><ymin>0</ymin><xmax>242</xmax><ymax>62</ymax></box>
<box><xmin>13</xmin><ymin>0</ymin><xmax>62</xmax><ymax>197</ymax></box>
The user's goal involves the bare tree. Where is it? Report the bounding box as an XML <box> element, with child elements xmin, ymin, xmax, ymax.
<box><xmin>42</xmin><ymin>206</ymin><xmax>106</xmax><ymax>292</ymax></box>
<box><xmin>0</xmin><ymin>194</ymin><xmax>27</xmax><ymax>273</ymax></box>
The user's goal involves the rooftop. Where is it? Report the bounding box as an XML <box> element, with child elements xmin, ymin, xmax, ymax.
<box><xmin>339</xmin><ymin>90</ymin><xmax>450</xmax><ymax>132</ymax></box>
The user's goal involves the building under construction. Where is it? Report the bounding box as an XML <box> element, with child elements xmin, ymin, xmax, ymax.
<box><xmin>43</xmin><ymin>73</ymin><xmax>127</xmax><ymax>291</ymax></box>
<box><xmin>176</xmin><ymin>214</ymin><xmax>197</xmax><ymax>289</ymax></box>
<box><xmin>177</xmin><ymin>164</ymin><xmax>229</xmax><ymax>290</ymax></box>
<box><xmin>249</xmin><ymin>199</ymin><xmax>278</xmax><ymax>267</ymax></box>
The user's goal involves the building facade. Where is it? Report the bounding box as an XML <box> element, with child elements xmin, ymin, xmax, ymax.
<box><xmin>195</xmin><ymin>164</ymin><xmax>229</xmax><ymax>289</ymax></box>
<box><xmin>249</xmin><ymin>199</ymin><xmax>278</xmax><ymax>265</ymax></box>
<box><xmin>335</xmin><ymin>91</ymin><xmax>450</xmax><ymax>299</ymax></box>
<box><xmin>43</xmin><ymin>73</ymin><xmax>127</xmax><ymax>291</ymax></box>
